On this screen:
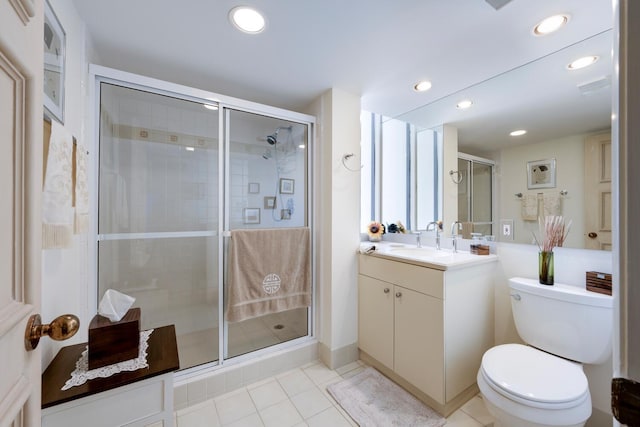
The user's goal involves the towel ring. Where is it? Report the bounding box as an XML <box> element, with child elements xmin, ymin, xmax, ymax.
<box><xmin>449</xmin><ymin>170</ymin><xmax>463</xmax><ymax>184</ymax></box>
<box><xmin>342</xmin><ymin>153</ymin><xmax>363</xmax><ymax>172</ymax></box>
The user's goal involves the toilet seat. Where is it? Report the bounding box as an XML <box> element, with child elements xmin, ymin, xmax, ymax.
<box><xmin>480</xmin><ymin>344</ymin><xmax>589</xmax><ymax>409</ymax></box>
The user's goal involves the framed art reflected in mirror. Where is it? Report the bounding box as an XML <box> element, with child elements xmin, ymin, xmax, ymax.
<box><xmin>527</xmin><ymin>158</ymin><xmax>556</xmax><ymax>190</ymax></box>
<box><xmin>44</xmin><ymin>0</ymin><xmax>65</xmax><ymax>123</ymax></box>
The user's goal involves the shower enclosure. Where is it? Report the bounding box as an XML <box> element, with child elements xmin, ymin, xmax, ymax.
<box><xmin>457</xmin><ymin>154</ymin><xmax>494</xmax><ymax>236</ymax></box>
<box><xmin>93</xmin><ymin>68</ymin><xmax>313</xmax><ymax>372</ymax></box>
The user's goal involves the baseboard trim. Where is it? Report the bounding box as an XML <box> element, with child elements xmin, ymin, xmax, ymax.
<box><xmin>318</xmin><ymin>341</ymin><xmax>359</xmax><ymax>370</ymax></box>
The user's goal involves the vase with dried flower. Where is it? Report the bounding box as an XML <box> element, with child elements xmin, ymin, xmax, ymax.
<box><xmin>533</xmin><ymin>215</ymin><xmax>572</xmax><ymax>285</ymax></box>
<box><xmin>366</xmin><ymin>221</ymin><xmax>385</xmax><ymax>242</ymax></box>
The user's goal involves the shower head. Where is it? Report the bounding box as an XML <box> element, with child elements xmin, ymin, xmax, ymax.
<box><xmin>265</xmin><ymin>126</ymin><xmax>292</xmax><ymax>145</ymax></box>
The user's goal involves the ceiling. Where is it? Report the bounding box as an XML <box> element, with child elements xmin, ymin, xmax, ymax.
<box><xmin>72</xmin><ymin>0</ymin><xmax>613</xmax><ymax>132</ymax></box>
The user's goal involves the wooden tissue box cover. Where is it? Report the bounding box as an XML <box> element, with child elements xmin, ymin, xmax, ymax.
<box><xmin>88</xmin><ymin>307</ymin><xmax>140</xmax><ymax>370</ymax></box>
<box><xmin>586</xmin><ymin>271</ymin><xmax>612</xmax><ymax>296</ymax></box>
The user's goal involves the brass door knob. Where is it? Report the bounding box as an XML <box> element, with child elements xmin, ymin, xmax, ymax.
<box><xmin>588</xmin><ymin>232</ymin><xmax>598</xmax><ymax>239</ymax></box>
<box><xmin>25</xmin><ymin>313</ymin><xmax>80</xmax><ymax>351</ymax></box>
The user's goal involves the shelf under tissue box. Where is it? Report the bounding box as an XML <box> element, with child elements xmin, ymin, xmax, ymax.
<box><xmin>88</xmin><ymin>307</ymin><xmax>140</xmax><ymax>370</ymax></box>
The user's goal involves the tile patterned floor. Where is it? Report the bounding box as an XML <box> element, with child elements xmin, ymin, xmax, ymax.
<box><xmin>175</xmin><ymin>360</ymin><xmax>495</xmax><ymax>427</ymax></box>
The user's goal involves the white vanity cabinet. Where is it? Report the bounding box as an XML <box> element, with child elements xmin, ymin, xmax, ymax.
<box><xmin>358</xmin><ymin>253</ymin><xmax>495</xmax><ymax>416</ymax></box>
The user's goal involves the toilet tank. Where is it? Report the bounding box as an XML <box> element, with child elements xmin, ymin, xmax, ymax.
<box><xmin>509</xmin><ymin>277</ymin><xmax>613</xmax><ymax>364</ymax></box>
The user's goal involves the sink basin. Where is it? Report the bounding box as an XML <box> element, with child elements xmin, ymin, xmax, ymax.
<box><xmin>388</xmin><ymin>247</ymin><xmax>452</xmax><ymax>258</ymax></box>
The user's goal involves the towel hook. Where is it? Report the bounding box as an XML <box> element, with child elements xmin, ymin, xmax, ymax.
<box><xmin>449</xmin><ymin>170</ymin><xmax>463</xmax><ymax>184</ymax></box>
<box><xmin>342</xmin><ymin>153</ymin><xmax>363</xmax><ymax>172</ymax></box>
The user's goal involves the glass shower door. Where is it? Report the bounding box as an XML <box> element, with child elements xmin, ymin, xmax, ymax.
<box><xmin>97</xmin><ymin>83</ymin><xmax>220</xmax><ymax>370</ymax></box>
<box><xmin>457</xmin><ymin>157</ymin><xmax>493</xmax><ymax>236</ymax></box>
<box><xmin>224</xmin><ymin>109</ymin><xmax>310</xmax><ymax>358</ymax></box>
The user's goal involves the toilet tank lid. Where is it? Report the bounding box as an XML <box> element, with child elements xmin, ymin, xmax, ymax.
<box><xmin>509</xmin><ymin>277</ymin><xmax>612</xmax><ymax>308</ymax></box>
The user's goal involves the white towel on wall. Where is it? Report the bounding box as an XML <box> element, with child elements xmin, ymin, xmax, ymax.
<box><xmin>74</xmin><ymin>143</ymin><xmax>89</xmax><ymax>233</ymax></box>
<box><xmin>520</xmin><ymin>194</ymin><xmax>538</xmax><ymax>221</ymax></box>
<box><xmin>42</xmin><ymin>120</ymin><xmax>74</xmax><ymax>249</ymax></box>
<box><xmin>543</xmin><ymin>193</ymin><xmax>562</xmax><ymax>216</ymax></box>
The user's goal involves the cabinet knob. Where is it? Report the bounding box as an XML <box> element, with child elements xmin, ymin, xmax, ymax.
<box><xmin>395</xmin><ymin>292</ymin><xmax>402</xmax><ymax>298</ymax></box>
<box><xmin>383</xmin><ymin>288</ymin><xmax>390</xmax><ymax>293</ymax></box>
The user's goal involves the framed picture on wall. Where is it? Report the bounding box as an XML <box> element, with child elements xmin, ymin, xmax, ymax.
<box><xmin>248</xmin><ymin>182</ymin><xmax>260</xmax><ymax>194</ymax></box>
<box><xmin>527</xmin><ymin>158</ymin><xmax>556</xmax><ymax>189</ymax></box>
<box><xmin>264</xmin><ymin>196</ymin><xmax>276</xmax><ymax>209</ymax></box>
<box><xmin>44</xmin><ymin>0</ymin><xmax>65</xmax><ymax>123</ymax></box>
<box><xmin>243</xmin><ymin>208</ymin><xmax>261</xmax><ymax>224</ymax></box>
<box><xmin>279</xmin><ymin>178</ymin><xmax>294</xmax><ymax>194</ymax></box>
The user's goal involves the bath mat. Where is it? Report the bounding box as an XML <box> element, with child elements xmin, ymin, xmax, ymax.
<box><xmin>327</xmin><ymin>367</ymin><xmax>446</xmax><ymax>427</ymax></box>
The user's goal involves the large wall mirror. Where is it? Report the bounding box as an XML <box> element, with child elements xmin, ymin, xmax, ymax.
<box><xmin>394</xmin><ymin>29</ymin><xmax>612</xmax><ymax>250</ymax></box>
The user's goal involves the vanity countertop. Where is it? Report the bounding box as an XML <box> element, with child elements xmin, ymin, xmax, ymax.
<box><xmin>359</xmin><ymin>241</ymin><xmax>498</xmax><ymax>271</ymax></box>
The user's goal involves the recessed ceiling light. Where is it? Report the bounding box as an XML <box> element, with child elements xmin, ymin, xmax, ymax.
<box><xmin>456</xmin><ymin>99</ymin><xmax>473</xmax><ymax>109</ymax></box>
<box><xmin>533</xmin><ymin>14</ymin><xmax>569</xmax><ymax>36</ymax></box>
<box><xmin>510</xmin><ymin>129</ymin><xmax>527</xmax><ymax>136</ymax></box>
<box><xmin>203</xmin><ymin>103</ymin><xmax>218</xmax><ymax>111</ymax></box>
<box><xmin>567</xmin><ymin>55</ymin><xmax>599</xmax><ymax>70</ymax></box>
<box><xmin>413</xmin><ymin>80</ymin><xmax>432</xmax><ymax>92</ymax></box>
<box><xmin>229</xmin><ymin>6</ymin><xmax>266</xmax><ymax>34</ymax></box>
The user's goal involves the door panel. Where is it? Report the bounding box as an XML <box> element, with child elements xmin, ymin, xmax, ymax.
<box><xmin>0</xmin><ymin>0</ymin><xmax>43</xmax><ymax>425</ymax></box>
<box><xmin>584</xmin><ymin>132</ymin><xmax>612</xmax><ymax>250</ymax></box>
<box><xmin>394</xmin><ymin>286</ymin><xmax>444</xmax><ymax>404</ymax></box>
<box><xmin>357</xmin><ymin>275</ymin><xmax>393</xmax><ymax>368</ymax></box>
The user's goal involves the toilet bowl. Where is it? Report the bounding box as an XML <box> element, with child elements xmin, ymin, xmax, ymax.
<box><xmin>478</xmin><ymin>344</ymin><xmax>591</xmax><ymax>427</ymax></box>
<box><xmin>477</xmin><ymin>278</ymin><xmax>613</xmax><ymax>427</ymax></box>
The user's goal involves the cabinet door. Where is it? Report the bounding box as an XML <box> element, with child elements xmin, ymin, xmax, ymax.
<box><xmin>394</xmin><ymin>286</ymin><xmax>445</xmax><ymax>404</ymax></box>
<box><xmin>358</xmin><ymin>275</ymin><xmax>394</xmax><ymax>368</ymax></box>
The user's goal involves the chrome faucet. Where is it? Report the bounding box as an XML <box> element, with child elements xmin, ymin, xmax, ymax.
<box><xmin>451</xmin><ymin>221</ymin><xmax>463</xmax><ymax>252</ymax></box>
<box><xmin>412</xmin><ymin>231</ymin><xmax>423</xmax><ymax>248</ymax></box>
<box><xmin>426</xmin><ymin>221</ymin><xmax>441</xmax><ymax>250</ymax></box>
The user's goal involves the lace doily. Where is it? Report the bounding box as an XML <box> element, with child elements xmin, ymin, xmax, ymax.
<box><xmin>61</xmin><ymin>329</ymin><xmax>154</xmax><ymax>391</ymax></box>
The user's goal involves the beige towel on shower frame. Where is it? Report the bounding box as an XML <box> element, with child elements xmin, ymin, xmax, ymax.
<box><xmin>226</xmin><ymin>227</ymin><xmax>311</xmax><ymax>323</ymax></box>
<box><xmin>461</xmin><ymin>222</ymin><xmax>474</xmax><ymax>239</ymax></box>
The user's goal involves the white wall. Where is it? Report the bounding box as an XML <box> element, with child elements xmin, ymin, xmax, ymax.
<box><xmin>442</xmin><ymin>125</ymin><xmax>458</xmax><ymax>231</ymax></box>
<box><xmin>494</xmin><ymin>133</ymin><xmax>589</xmax><ymax>248</ymax></box>
<box><xmin>306</xmin><ymin>88</ymin><xmax>361</xmax><ymax>368</ymax></box>
<box><xmin>41</xmin><ymin>0</ymin><xmax>96</xmax><ymax>369</ymax></box>
<box><xmin>493</xmin><ymin>242</ymin><xmax>613</xmax><ymax>416</ymax></box>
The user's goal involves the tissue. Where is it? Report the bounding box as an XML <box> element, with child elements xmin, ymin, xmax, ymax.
<box><xmin>98</xmin><ymin>289</ymin><xmax>135</xmax><ymax>322</ymax></box>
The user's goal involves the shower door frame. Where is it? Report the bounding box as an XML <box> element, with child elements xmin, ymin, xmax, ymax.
<box><xmin>457</xmin><ymin>152</ymin><xmax>495</xmax><ymax>235</ymax></box>
<box><xmin>88</xmin><ymin>65</ymin><xmax>316</xmax><ymax>379</ymax></box>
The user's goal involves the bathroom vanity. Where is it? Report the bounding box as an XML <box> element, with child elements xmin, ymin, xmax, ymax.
<box><xmin>358</xmin><ymin>245</ymin><xmax>497</xmax><ymax>416</ymax></box>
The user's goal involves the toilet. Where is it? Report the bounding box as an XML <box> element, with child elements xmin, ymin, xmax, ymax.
<box><xmin>477</xmin><ymin>277</ymin><xmax>613</xmax><ymax>427</ymax></box>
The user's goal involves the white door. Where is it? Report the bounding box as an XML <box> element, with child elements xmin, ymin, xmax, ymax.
<box><xmin>0</xmin><ymin>1</ymin><xmax>43</xmax><ymax>426</ymax></box>
<box><xmin>584</xmin><ymin>132</ymin><xmax>612</xmax><ymax>250</ymax></box>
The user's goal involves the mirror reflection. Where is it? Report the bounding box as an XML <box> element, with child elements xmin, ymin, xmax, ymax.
<box><xmin>393</xmin><ymin>30</ymin><xmax>612</xmax><ymax>250</ymax></box>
